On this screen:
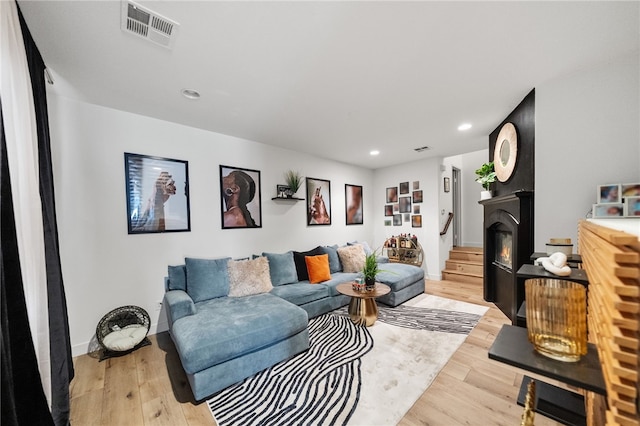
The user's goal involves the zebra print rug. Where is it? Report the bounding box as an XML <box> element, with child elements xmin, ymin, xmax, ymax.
<box><xmin>208</xmin><ymin>294</ymin><xmax>488</xmax><ymax>426</ymax></box>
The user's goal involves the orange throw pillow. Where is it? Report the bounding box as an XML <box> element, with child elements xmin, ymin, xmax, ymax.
<box><xmin>305</xmin><ymin>254</ymin><xmax>331</xmax><ymax>284</ymax></box>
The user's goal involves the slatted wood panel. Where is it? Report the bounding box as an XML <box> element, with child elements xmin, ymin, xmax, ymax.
<box><xmin>579</xmin><ymin>220</ymin><xmax>640</xmax><ymax>426</ymax></box>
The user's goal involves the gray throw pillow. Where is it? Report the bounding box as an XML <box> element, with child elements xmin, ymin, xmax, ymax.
<box><xmin>167</xmin><ymin>264</ymin><xmax>186</xmax><ymax>291</ymax></box>
<box><xmin>262</xmin><ymin>251</ymin><xmax>298</xmax><ymax>286</ymax></box>
<box><xmin>320</xmin><ymin>245</ymin><xmax>342</xmax><ymax>273</ymax></box>
<box><xmin>185</xmin><ymin>257</ymin><xmax>231</xmax><ymax>302</ymax></box>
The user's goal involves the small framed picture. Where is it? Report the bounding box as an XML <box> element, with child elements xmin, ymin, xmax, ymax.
<box><xmin>413</xmin><ymin>181</ymin><xmax>420</xmax><ymax>190</ymax></box>
<box><xmin>412</xmin><ymin>190</ymin><xmax>423</xmax><ymax>203</ymax></box>
<box><xmin>597</xmin><ymin>184</ymin><xmax>621</xmax><ymax>203</ymax></box>
<box><xmin>276</xmin><ymin>184</ymin><xmax>290</xmax><ymax>198</ymax></box>
<box><xmin>413</xmin><ymin>205</ymin><xmax>420</xmax><ymax>214</ymax></box>
<box><xmin>621</xmin><ymin>183</ymin><xmax>640</xmax><ymax>198</ymax></box>
<box><xmin>412</xmin><ymin>215</ymin><xmax>422</xmax><ymax>228</ymax></box>
<box><xmin>385</xmin><ymin>205</ymin><xmax>394</xmax><ymax>216</ymax></box>
<box><xmin>593</xmin><ymin>203</ymin><xmax>624</xmax><ymax>218</ymax></box>
<box><xmin>124</xmin><ymin>152</ymin><xmax>191</xmax><ymax>234</ymax></box>
<box><xmin>393</xmin><ymin>204</ymin><xmax>399</xmax><ymax>213</ymax></box>
<box><xmin>384</xmin><ymin>219</ymin><xmax>392</xmax><ymax>226</ymax></box>
<box><xmin>399</xmin><ymin>182</ymin><xmax>409</xmax><ymax>194</ymax></box>
<box><xmin>625</xmin><ymin>197</ymin><xmax>640</xmax><ymax>217</ymax></box>
<box><xmin>404</xmin><ymin>213</ymin><xmax>410</xmax><ymax>222</ymax></box>
<box><xmin>345</xmin><ymin>184</ymin><xmax>363</xmax><ymax>225</ymax></box>
<box><xmin>399</xmin><ymin>196</ymin><xmax>412</xmax><ymax>213</ymax></box>
<box><xmin>393</xmin><ymin>214</ymin><xmax>402</xmax><ymax>226</ymax></box>
<box><xmin>386</xmin><ymin>187</ymin><xmax>398</xmax><ymax>203</ymax></box>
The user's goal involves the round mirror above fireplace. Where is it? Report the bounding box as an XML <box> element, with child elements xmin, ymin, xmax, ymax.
<box><xmin>494</xmin><ymin>122</ymin><xmax>518</xmax><ymax>182</ymax></box>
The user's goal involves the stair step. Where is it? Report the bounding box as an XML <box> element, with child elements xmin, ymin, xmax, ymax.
<box><xmin>449</xmin><ymin>251</ymin><xmax>483</xmax><ymax>262</ymax></box>
<box><xmin>452</xmin><ymin>246</ymin><xmax>483</xmax><ymax>253</ymax></box>
<box><xmin>442</xmin><ymin>270</ymin><xmax>483</xmax><ymax>285</ymax></box>
<box><xmin>445</xmin><ymin>260</ymin><xmax>483</xmax><ymax>275</ymax></box>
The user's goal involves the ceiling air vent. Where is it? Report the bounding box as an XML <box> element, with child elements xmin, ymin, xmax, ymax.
<box><xmin>414</xmin><ymin>146</ymin><xmax>431</xmax><ymax>153</ymax></box>
<box><xmin>121</xmin><ymin>1</ymin><xmax>179</xmax><ymax>48</ymax></box>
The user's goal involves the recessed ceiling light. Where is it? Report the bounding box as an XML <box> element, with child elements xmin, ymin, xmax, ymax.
<box><xmin>458</xmin><ymin>123</ymin><xmax>472</xmax><ymax>131</ymax></box>
<box><xmin>370</xmin><ymin>150</ymin><xmax>380</xmax><ymax>156</ymax></box>
<box><xmin>181</xmin><ymin>89</ymin><xmax>200</xmax><ymax>99</ymax></box>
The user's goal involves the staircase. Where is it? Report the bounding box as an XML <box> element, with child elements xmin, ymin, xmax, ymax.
<box><xmin>442</xmin><ymin>246</ymin><xmax>484</xmax><ymax>285</ymax></box>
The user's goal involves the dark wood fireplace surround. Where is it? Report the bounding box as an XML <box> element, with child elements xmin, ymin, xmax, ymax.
<box><xmin>481</xmin><ymin>89</ymin><xmax>535</xmax><ymax>324</ymax></box>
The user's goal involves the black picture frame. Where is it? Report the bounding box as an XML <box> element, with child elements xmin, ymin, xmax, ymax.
<box><xmin>399</xmin><ymin>196</ymin><xmax>412</xmax><ymax>213</ymax></box>
<box><xmin>386</xmin><ymin>186</ymin><xmax>398</xmax><ymax>203</ymax></box>
<box><xmin>220</xmin><ymin>165</ymin><xmax>262</xmax><ymax>229</ymax></box>
<box><xmin>306</xmin><ymin>177</ymin><xmax>331</xmax><ymax>225</ymax></box>
<box><xmin>399</xmin><ymin>182</ymin><xmax>409</xmax><ymax>194</ymax></box>
<box><xmin>412</xmin><ymin>190</ymin><xmax>423</xmax><ymax>203</ymax></box>
<box><xmin>345</xmin><ymin>184</ymin><xmax>363</xmax><ymax>225</ymax></box>
<box><xmin>385</xmin><ymin>205</ymin><xmax>394</xmax><ymax>216</ymax></box>
<box><xmin>412</xmin><ymin>215</ymin><xmax>422</xmax><ymax>228</ymax></box>
<box><xmin>393</xmin><ymin>214</ymin><xmax>402</xmax><ymax>226</ymax></box>
<box><xmin>124</xmin><ymin>152</ymin><xmax>191</xmax><ymax>234</ymax></box>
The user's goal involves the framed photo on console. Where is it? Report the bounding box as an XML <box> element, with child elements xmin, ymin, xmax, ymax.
<box><xmin>124</xmin><ymin>152</ymin><xmax>191</xmax><ymax>234</ymax></box>
<box><xmin>220</xmin><ymin>165</ymin><xmax>262</xmax><ymax>229</ymax></box>
<box><xmin>306</xmin><ymin>177</ymin><xmax>331</xmax><ymax>225</ymax></box>
<box><xmin>593</xmin><ymin>203</ymin><xmax>624</xmax><ymax>218</ymax></box>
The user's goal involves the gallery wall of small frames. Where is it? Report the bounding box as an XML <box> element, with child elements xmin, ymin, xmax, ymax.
<box><xmin>593</xmin><ymin>183</ymin><xmax>640</xmax><ymax>218</ymax></box>
<box><xmin>384</xmin><ymin>180</ymin><xmax>422</xmax><ymax>227</ymax></box>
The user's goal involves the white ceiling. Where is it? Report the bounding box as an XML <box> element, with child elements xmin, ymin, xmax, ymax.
<box><xmin>18</xmin><ymin>1</ymin><xmax>640</xmax><ymax>169</ymax></box>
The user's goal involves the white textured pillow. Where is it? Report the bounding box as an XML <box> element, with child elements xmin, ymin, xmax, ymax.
<box><xmin>337</xmin><ymin>244</ymin><xmax>366</xmax><ymax>273</ymax></box>
<box><xmin>102</xmin><ymin>324</ymin><xmax>148</xmax><ymax>351</ymax></box>
<box><xmin>227</xmin><ymin>256</ymin><xmax>273</xmax><ymax>297</ymax></box>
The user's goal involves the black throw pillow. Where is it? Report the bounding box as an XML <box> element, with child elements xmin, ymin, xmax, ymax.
<box><xmin>293</xmin><ymin>246</ymin><xmax>323</xmax><ymax>281</ymax></box>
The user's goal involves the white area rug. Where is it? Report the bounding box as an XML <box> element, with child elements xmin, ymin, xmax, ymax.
<box><xmin>208</xmin><ymin>294</ymin><xmax>488</xmax><ymax>426</ymax></box>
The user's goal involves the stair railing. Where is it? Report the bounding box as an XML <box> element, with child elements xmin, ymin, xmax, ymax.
<box><xmin>440</xmin><ymin>212</ymin><xmax>454</xmax><ymax>236</ymax></box>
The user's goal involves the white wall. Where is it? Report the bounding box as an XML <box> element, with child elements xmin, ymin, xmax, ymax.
<box><xmin>48</xmin><ymin>94</ymin><xmax>374</xmax><ymax>356</ymax></box>
<box><xmin>535</xmin><ymin>54</ymin><xmax>640</xmax><ymax>249</ymax></box>
<box><xmin>372</xmin><ymin>157</ymin><xmax>442</xmax><ymax>280</ymax></box>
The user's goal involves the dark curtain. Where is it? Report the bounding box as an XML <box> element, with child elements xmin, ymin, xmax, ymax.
<box><xmin>0</xmin><ymin>5</ymin><xmax>74</xmax><ymax>426</ymax></box>
<box><xmin>0</xmin><ymin>107</ymin><xmax>55</xmax><ymax>426</ymax></box>
<box><xmin>18</xmin><ymin>8</ymin><xmax>75</xmax><ymax>425</ymax></box>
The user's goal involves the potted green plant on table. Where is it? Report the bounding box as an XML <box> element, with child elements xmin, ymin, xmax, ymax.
<box><xmin>284</xmin><ymin>170</ymin><xmax>303</xmax><ymax>198</ymax></box>
<box><xmin>475</xmin><ymin>161</ymin><xmax>496</xmax><ymax>200</ymax></box>
<box><xmin>362</xmin><ymin>252</ymin><xmax>381</xmax><ymax>291</ymax></box>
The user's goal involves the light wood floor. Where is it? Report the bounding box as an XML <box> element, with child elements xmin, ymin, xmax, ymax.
<box><xmin>70</xmin><ymin>280</ymin><xmax>566</xmax><ymax>425</ymax></box>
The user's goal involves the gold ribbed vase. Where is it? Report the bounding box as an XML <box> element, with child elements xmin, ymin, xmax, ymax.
<box><xmin>525</xmin><ymin>278</ymin><xmax>587</xmax><ymax>362</ymax></box>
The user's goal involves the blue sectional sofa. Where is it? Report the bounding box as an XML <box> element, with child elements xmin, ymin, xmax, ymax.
<box><xmin>163</xmin><ymin>242</ymin><xmax>424</xmax><ymax>401</ymax></box>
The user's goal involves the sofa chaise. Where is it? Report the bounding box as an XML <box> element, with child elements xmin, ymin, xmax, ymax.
<box><xmin>163</xmin><ymin>242</ymin><xmax>424</xmax><ymax>401</ymax></box>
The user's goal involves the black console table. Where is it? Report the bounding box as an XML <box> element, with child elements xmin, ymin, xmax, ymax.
<box><xmin>489</xmin><ymin>325</ymin><xmax>605</xmax><ymax>425</ymax></box>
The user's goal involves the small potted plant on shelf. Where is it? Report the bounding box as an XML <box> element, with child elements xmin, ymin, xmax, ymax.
<box><xmin>284</xmin><ymin>170</ymin><xmax>303</xmax><ymax>198</ymax></box>
<box><xmin>475</xmin><ymin>161</ymin><xmax>496</xmax><ymax>200</ymax></box>
<box><xmin>362</xmin><ymin>252</ymin><xmax>380</xmax><ymax>291</ymax></box>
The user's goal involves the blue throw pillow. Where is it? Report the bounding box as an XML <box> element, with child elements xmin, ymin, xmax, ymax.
<box><xmin>320</xmin><ymin>245</ymin><xmax>342</xmax><ymax>273</ymax></box>
<box><xmin>348</xmin><ymin>240</ymin><xmax>373</xmax><ymax>256</ymax></box>
<box><xmin>262</xmin><ymin>251</ymin><xmax>298</xmax><ymax>286</ymax></box>
<box><xmin>293</xmin><ymin>246</ymin><xmax>323</xmax><ymax>281</ymax></box>
<box><xmin>168</xmin><ymin>265</ymin><xmax>186</xmax><ymax>291</ymax></box>
<box><xmin>185</xmin><ymin>257</ymin><xmax>231</xmax><ymax>302</ymax></box>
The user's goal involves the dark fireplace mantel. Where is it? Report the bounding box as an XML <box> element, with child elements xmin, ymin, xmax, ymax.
<box><xmin>480</xmin><ymin>191</ymin><xmax>534</xmax><ymax>324</ymax></box>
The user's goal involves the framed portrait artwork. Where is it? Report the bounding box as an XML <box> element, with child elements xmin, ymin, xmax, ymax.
<box><xmin>385</xmin><ymin>205</ymin><xmax>394</xmax><ymax>216</ymax></box>
<box><xmin>412</xmin><ymin>215</ymin><xmax>422</xmax><ymax>228</ymax></box>
<box><xmin>399</xmin><ymin>196</ymin><xmax>412</xmax><ymax>213</ymax></box>
<box><xmin>399</xmin><ymin>182</ymin><xmax>409</xmax><ymax>194</ymax></box>
<box><xmin>345</xmin><ymin>184</ymin><xmax>363</xmax><ymax>225</ymax></box>
<box><xmin>386</xmin><ymin>187</ymin><xmax>398</xmax><ymax>203</ymax></box>
<box><xmin>393</xmin><ymin>214</ymin><xmax>402</xmax><ymax>226</ymax></box>
<box><xmin>220</xmin><ymin>165</ymin><xmax>262</xmax><ymax>229</ymax></box>
<box><xmin>622</xmin><ymin>183</ymin><xmax>640</xmax><ymax>198</ymax></box>
<box><xmin>412</xmin><ymin>190</ymin><xmax>423</xmax><ymax>203</ymax></box>
<box><xmin>124</xmin><ymin>152</ymin><xmax>191</xmax><ymax>234</ymax></box>
<box><xmin>307</xmin><ymin>177</ymin><xmax>331</xmax><ymax>225</ymax></box>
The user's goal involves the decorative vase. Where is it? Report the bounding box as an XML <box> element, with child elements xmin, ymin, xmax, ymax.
<box><xmin>284</xmin><ymin>188</ymin><xmax>294</xmax><ymax>198</ymax></box>
<box><xmin>364</xmin><ymin>277</ymin><xmax>376</xmax><ymax>292</ymax></box>
<box><xmin>480</xmin><ymin>190</ymin><xmax>493</xmax><ymax>200</ymax></box>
